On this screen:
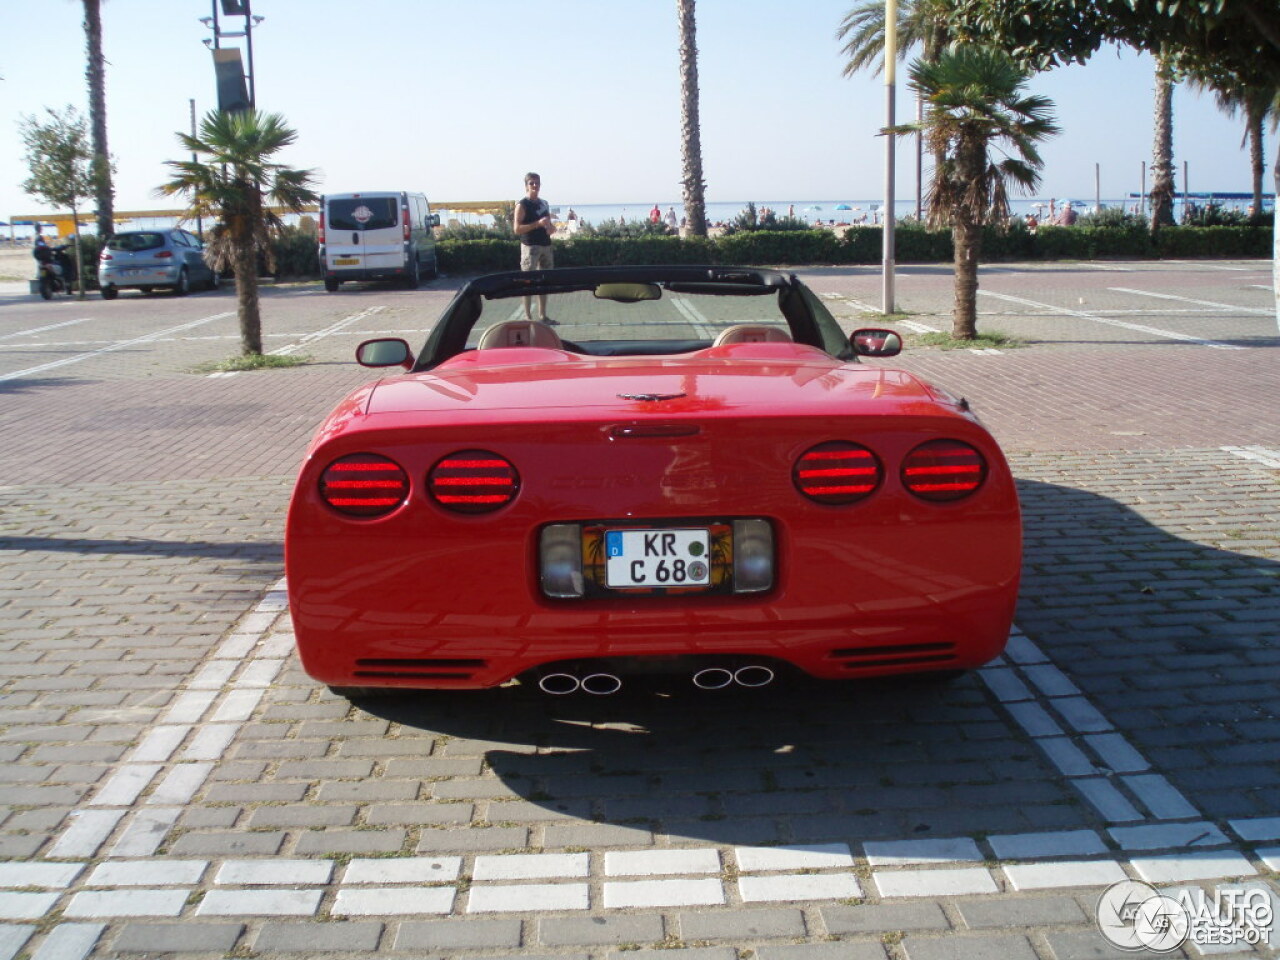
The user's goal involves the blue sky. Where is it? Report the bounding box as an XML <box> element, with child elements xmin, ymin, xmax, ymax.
<box><xmin>0</xmin><ymin>0</ymin><xmax>1269</xmax><ymax>220</ymax></box>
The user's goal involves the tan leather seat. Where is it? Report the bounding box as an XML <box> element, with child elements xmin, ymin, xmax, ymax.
<box><xmin>477</xmin><ymin>320</ymin><xmax>563</xmax><ymax>350</ymax></box>
<box><xmin>712</xmin><ymin>324</ymin><xmax>793</xmax><ymax>346</ymax></box>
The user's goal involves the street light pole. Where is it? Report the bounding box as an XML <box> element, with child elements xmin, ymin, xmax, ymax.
<box><xmin>882</xmin><ymin>0</ymin><xmax>897</xmax><ymax>315</ymax></box>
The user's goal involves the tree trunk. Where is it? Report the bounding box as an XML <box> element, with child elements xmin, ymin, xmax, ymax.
<box><xmin>677</xmin><ymin>0</ymin><xmax>707</xmax><ymax>237</ymax></box>
<box><xmin>951</xmin><ymin>217</ymin><xmax>981</xmax><ymax>339</ymax></box>
<box><xmin>235</xmin><ymin>245</ymin><xmax>262</xmax><ymax>355</ymax></box>
<box><xmin>1247</xmin><ymin>99</ymin><xmax>1265</xmax><ymax>222</ymax></box>
<box><xmin>83</xmin><ymin>0</ymin><xmax>114</xmax><ymax>241</ymax></box>
<box><xmin>1149</xmin><ymin>57</ymin><xmax>1176</xmax><ymax>230</ymax></box>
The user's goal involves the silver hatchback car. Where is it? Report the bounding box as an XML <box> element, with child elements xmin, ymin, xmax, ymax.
<box><xmin>99</xmin><ymin>229</ymin><xmax>220</xmax><ymax>299</ymax></box>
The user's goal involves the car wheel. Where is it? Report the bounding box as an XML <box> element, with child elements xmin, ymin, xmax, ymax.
<box><xmin>173</xmin><ymin>269</ymin><xmax>190</xmax><ymax>296</ymax></box>
<box><xmin>424</xmin><ymin>252</ymin><xmax>438</xmax><ymax>280</ymax></box>
<box><xmin>324</xmin><ymin>278</ymin><xmax>339</xmax><ymax>292</ymax></box>
<box><xmin>39</xmin><ymin>275</ymin><xmax>52</xmax><ymax>300</ymax></box>
<box><xmin>208</xmin><ymin>269</ymin><xmax>221</xmax><ymax>291</ymax></box>
<box><xmin>101</xmin><ymin>285</ymin><xmax>118</xmax><ymax>300</ymax></box>
<box><xmin>404</xmin><ymin>258</ymin><xmax>420</xmax><ymax>290</ymax></box>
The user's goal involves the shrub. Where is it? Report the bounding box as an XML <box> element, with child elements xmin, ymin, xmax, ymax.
<box><xmin>271</xmin><ymin>225</ymin><xmax>322</xmax><ymax>279</ymax></box>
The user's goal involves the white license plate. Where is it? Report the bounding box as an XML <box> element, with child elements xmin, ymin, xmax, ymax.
<box><xmin>605</xmin><ymin>528</ymin><xmax>711</xmax><ymax>588</ymax></box>
<box><xmin>124</xmin><ymin>268</ymin><xmax>149</xmax><ymax>276</ymax></box>
<box><xmin>334</xmin><ymin>257</ymin><xmax>360</xmax><ymax>266</ymax></box>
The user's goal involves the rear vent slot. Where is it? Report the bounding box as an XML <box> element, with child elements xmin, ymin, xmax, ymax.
<box><xmin>828</xmin><ymin>643</ymin><xmax>956</xmax><ymax>670</ymax></box>
<box><xmin>353</xmin><ymin>657</ymin><xmax>487</xmax><ymax>680</ymax></box>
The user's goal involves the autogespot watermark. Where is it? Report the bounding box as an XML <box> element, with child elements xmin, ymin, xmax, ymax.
<box><xmin>1096</xmin><ymin>879</ymin><xmax>1276</xmax><ymax>953</ymax></box>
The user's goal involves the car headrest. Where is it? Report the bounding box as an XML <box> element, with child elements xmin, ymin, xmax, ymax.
<box><xmin>712</xmin><ymin>324</ymin><xmax>793</xmax><ymax>346</ymax></box>
<box><xmin>477</xmin><ymin>320</ymin><xmax>564</xmax><ymax>350</ymax></box>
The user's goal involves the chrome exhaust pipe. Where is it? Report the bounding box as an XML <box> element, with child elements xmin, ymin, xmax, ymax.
<box><xmin>579</xmin><ymin>672</ymin><xmax>623</xmax><ymax>695</ymax></box>
<box><xmin>537</xmin><ymin>672</ymin><xmax>581</xmax><ymax>695</ymax></box>
<box><xmin>692</xmin><ymin>667</ymin><xmax>735</xmax><ymax>690</ymax></box>
<box><xmin>733</xmin><ymin>665</ymin><xmax>775</xmax><ymax>688</ymax></box>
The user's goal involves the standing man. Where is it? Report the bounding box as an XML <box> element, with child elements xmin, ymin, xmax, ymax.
<box><xmin>514</xmin><ymin>172</ymin><xmax>555</xmax><ymax>323</ymax></box>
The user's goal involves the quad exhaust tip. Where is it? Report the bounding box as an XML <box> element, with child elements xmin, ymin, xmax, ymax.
<box><xmin>536</xmin><ymin>672</ymin><xmax>624</xmax><ymax>696</ymax></box>
<box><xmin>692</xmin><ymin>664</ymin><xmax>775</xmax><ymax>690</ymax></box>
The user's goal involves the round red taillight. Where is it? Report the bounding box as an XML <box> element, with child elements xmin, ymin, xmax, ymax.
<box><xmin>902</xmin><ymin>439</ymin><xmax>987</xmax><ymax>501</ymax></box>
<box><xmin>793</xmin><ymin>441</ymin><xmax>882</xmax><ymax>505</ymax></box>
<box><xmin>319</xmin><ymin>454</ymin><xmax>409</xmax><ymax>518</ymax></box>
<box><xmin>428</xmin><ymin>450</ymin><xmax>520</xmax><ymax>514</ymax></box>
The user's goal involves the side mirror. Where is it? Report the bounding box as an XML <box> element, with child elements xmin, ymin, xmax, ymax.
<box><xmin>851</xmin><ymin>328</ymin><xmax>902</xmax><ymax>358</ymax></box>
<box><xmin>429</xmin><ymin>214</ymin><xmax>441</xmax><ymax>228</ymax></box>
<box><xmin>356</xmin><ymin>338</ymin><xmax>414</xmax><ymax>369</ymax></box>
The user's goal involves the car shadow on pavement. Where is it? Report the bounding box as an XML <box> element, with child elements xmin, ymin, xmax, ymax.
<box><xmin>341</xmin><ymin>474</ymin><xmax>1279</xmax><ymax>846</ymax></box>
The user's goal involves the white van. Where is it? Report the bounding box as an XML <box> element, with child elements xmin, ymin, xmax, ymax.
<box><xmin>319</xmin><ymin>191</ymin><xmax>440</xmax><ymax>291</ymax></box>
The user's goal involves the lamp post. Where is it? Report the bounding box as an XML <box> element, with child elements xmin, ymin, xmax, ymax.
<box><xmin>882</xmin><ymin>0</ymin><xmax>897</xmax><ymax>315</ymax></box>
<box><xmin>200</xmin><ymin>0</ymin><xmax>264</xmax><ymax>111</ymax></box>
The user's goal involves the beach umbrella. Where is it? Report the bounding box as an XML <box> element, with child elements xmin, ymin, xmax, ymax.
<box><xmin>806</xmin><ymin>205</ymin><xmax>822</xmax><ymax>211</ymax></box>
<box><xmin>835</xmin><ymin>204</ymin><xmax>852</xmax><ymax>211</ymax></box>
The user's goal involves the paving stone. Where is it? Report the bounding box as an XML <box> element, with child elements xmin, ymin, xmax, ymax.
<box><xmin>293</xmin><ymin>828</ymin><xmax>406</xmax><ymax>854</ymax></box>
<box><xmin>1130</xmin><ymin>851</ymin><xmax>1257</xmax><ymax>884</ymax></box>
<box><xmin>169</xmin><ymin>830</ymin><xmax>285</xmax><ymax>856</ymax></box>
<box><xmin>393</xmin><ymin>917</ymin><xmax>523</xmax><ymax>950</ymax></box>
<box><xmin>253</xmin><ymin>921</ymin><xmax>383</xmax><ymax>952</ymax></box>
<box><xmin>46</xmin><ymin>809</ymin><xmax>124</xmax><ymax>858</ymax></box>
<box><xmin>197</xmin><ymin>888</ymin><xmax>323</xmax><ymax>916</ymax></box>
<box><xmin>63</xmin><ymin>889</ymin><xmax>188</xmax><ymax>918</ymax></box>
<box><xmin>110</xmin><ymin>921</ymin><xmax>244</xmax><ymax>956</ymax></box>
<box><xmin>342</xmin><ymin>856</ymin><xmax>462</xmax><ymax>885</ymax></box>
<box><xmin>1041</xmin><ymin>929</ymin><xmax>1147</xmax><ymax>959</ymax></box>
<box><xmin>864</xmin><ymin>837</ymin><xmax>983</xmax><ymax>866</ymax></box>
<box><xmin>603</xmin><ymin>878</ymin><xmax>724</xmax><ymax>908</ymax></box>
<box><xmin>473</xmin><ymin>852</ymin><xmax>588</xmax><ymax>880</ymax></box>
<box><xmin>822</xmin><ymin>900</ymin><xmax>953</xmax><ymax>937</ymax></box>
<box><xmin>0</xmin><ymin>925</ymin><xmax>33</xmax><ymax>960</ymax></box>
<box><xmin>678</xmin><ymin>907</ymin><xmax>807</xmax><ymax>939</ymax></box>
<box><xmin>736</xmin><ymin>842</ymin><xmax>855</xmax><ymax>871</ymax></box>
<box><xmin>755</xmin><ymin>945</ymin><xmax>888</xmax><ymax>960</ymax></box>
<box><xmin>25</xmin><ymin>922</ymin><xmax>104</xmax><ymax>960</ymax></box>
<box><xmin>417</xmin><ymin>826</ymin><xmax>528</xmax><ymax>853</ymax></box>
<box><xmin>955</xmin><ymin>895</ymin><xmax>1087</xmax><ymax>928</ymax></box>
<box><xmin>536</xmin><ymin>913</ymin><xmax>664</xmax><ymax>946</ymax></box>
<box><xmin>0</xmin><ymin>892</ymin><xmax>60</xmax><ymax>920</ymax></box>
<box><xmin>988</xmin><ymin>829</ymin><xmax>1107</xmax><ymax>860</ymax></box>
<box><xmin>86</xmin><ymin>860</ymin><xmax>206</xmax><ymax>886</ymax></box>
<box><xmin>605</xmin><ymin>848</ymin><xmax>721</xmax><ymax>876</ymax></box>
<box><xmin>739</xmin><ymin>873</ymin><xmax>861</xmax><ymax>902</ymax></box>
<box><xmin>1003</xmin><ymin>859</ymin><xmax>1127</xmax><ymax>891</ymax></box>
<box><xmin>366</xmin><ymin>802</ymin><xmax>475</xmax><ymax>825</ymax></box>
<box><xmin>0</xmin><ymin>862</ymin><xmax>84</xmax><ymax>888</ymax></box>
<box><xmin>468</xmin><ymin>883</ymin><xmax>590</xmax><ymax>913</ymax></box>
<box><xmin>902</xmin><ymin>933</ymin><xmax>1039</xmax><ymax>960</ymax></box>
<box><xmin>215</xmin><ymin>858</ymin><xmax>334</xmax><ymax>885</ymax></box>
<box><xmin>1108</xmin><ymin>822</ymin><xmax>1230</xmax><ymax>851</ymax></box>
<box><xmin>246</xmin><ymin>804</ymin><xmax>358</xmax><ymax>828</ymax></box>
<box><xmin>873</xmin><ymin>868</ymin><xmax>998</xmax><ymax>898</ymax></box>
<box><xmin>333</xmin><ymin>886</ymin><xmax>456</xmax><ymax>916</ymax></box>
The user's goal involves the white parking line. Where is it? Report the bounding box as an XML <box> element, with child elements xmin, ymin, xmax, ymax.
<box><xmin>978</xmin><ymin>290</ymin><xmax>1246</xmax><ymax>349</ymax></box>
<box><xmin>1107</xmin><ymin>287</ymin><xmax>1273</xmax><ymax>315</ymax></box>
<box><xmin>269</xmin><ymin>305</ymin><xmax>388</xmax><ymax>356</ymax></box>
<box><xmin>669</xmin><ymin>297</ymin><xmax>717</xmax><ymax>339</ymax></box>
<box><xmin>0</xmin><ymin>317</ymin><xmax>91</xmax><ymax>341</ymax></box>
<box><xmin>1222</xmin><ymin>446</ymin><xmax>1280</xmax><ymax>469</ymax></box>
<box><xmin>0</xmin><ymin>312</ymin><xmax>235</xmax><ymax>382</ymax></box>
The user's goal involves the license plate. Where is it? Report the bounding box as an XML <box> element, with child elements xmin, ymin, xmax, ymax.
<box><xmin>124</xmin><ymin>268</ymin><xmax>148</xmax><ymax>276</ymax></box>
<box><xmin>334</xmin><ymin>257</ymin><xmax>359</xmax><ymax>266</ymax></box>
<box><xmin>605</xmin><ymin>528</ymin><xmax>711</xmax><ymax>588</ymax></box>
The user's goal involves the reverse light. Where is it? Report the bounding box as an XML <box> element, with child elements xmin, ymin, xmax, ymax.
<box><xmin>902</xmin><ymin>439</ymin><xmax>987</xmax><ymax>501</ymax></box>
<box><xmin>319</xmin><ymin>453</ymin><xmax>408</xmax><ymax>518</ymax></box>
<box><xmin>428</xmin><ymin>450</ymin><xmax>519</xmax><ymax>514</ymax></box>
<box><xmin>540</xmin><ymin>524</ymin><xmax>583</xmax><ymax>597</ymax></box>
<box><xmin>732</xmin><ymin>518</ymin><xmax>773</xmax><ymax>593</ymax></box>
<box><xmin>793</xmin><ymin>441</ymin><xmax>882</xmax><ymax>505</ymax></box>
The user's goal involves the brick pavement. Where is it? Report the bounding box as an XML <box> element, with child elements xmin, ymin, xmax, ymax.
<box><xmin>0</xmin><ymin>264</ymin><xmax>1277</xmax><ymax>958</ymax></box>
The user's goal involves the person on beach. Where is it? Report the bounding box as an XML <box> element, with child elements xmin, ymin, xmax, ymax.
<box><xmin>514</xmin><ymin>172</ymin><xmax>556</xmax><ymax>323</ymax></box>
<box><xmin>664</xmin><ymin>207</ymin><xmax>678</xmax><ymax>231</ymax></box>
<box><xmin>650</xmin><ymin>203</ymin><xmax>662</xmax><ymax>224</ymax></box>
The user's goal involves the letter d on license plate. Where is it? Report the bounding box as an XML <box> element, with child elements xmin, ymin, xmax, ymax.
<box><xmin>605</xmin><ymin>528</ymin><xmax>711</xmax><ymax>589</ymax></box>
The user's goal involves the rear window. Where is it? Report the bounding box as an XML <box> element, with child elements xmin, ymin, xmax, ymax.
<box><xmin>328</xmin><ymin>197</ymin><xmax>399</xmax><ymax>231</ymax></box>
<box><xmin>108</xmin><ymin>233</ymin><xmax>165</xmax><ymax>252</ymax></box>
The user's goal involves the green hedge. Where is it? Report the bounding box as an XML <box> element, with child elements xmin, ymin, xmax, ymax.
<box><xmin>257</xmin><ymin>223</ymin><xmax>1273</xmax><ymax>279</ymax></box>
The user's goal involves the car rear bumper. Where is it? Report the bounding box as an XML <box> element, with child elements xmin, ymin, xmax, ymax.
<box><xmin>323</xmin><ymin>265</ymin><xmax>409</xmax><ymax>282</ymax></box>
<box><xmin>100</xmin><ymin>266</ymin><xmax>181</xmax><ymax>287</ymax></box>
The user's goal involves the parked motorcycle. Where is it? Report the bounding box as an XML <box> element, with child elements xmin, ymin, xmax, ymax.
<box><xmin>34</xmin><ymin>244</ymin><xmax>77</xmax><ymax>300</ymax></box>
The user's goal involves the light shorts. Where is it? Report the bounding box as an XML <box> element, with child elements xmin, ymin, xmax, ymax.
<box><xmin>520</xmin><ymin>243</ymin><xmax>554</xmax><ymax>271</ymax></box>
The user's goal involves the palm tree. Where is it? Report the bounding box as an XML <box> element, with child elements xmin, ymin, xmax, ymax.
<box><xmin>82</xmin><ymin>0</ymin><xmax>114</xmax><ymax>240</ymax></box>
<box><xmin>838</xmin><ymin>0</ymin><xmax>952</xmax><ymax>214</ymax></box>
<box><xmin>677</xmin><ymin>0</ymin><xmax>707</xmax><ymax>237</ymax></box>
<box><xmin>899</xmin><ymin>46</ymin><xmax>1058</xmax><ymax>339</ymax></box>
<box><xmin>1149</xmin><ymin>55</ymin><xmax>1177</xmax><ymax>228</ymax></box>
<box><xmin>159</xmin><ymin>110</ymin><xmax>318</xmax><ymax>356</ymax></box>
<box><xmin>1185</xmin><ymin>75</ymin><xmax>1279</xmax><ymax>223</ymax></box>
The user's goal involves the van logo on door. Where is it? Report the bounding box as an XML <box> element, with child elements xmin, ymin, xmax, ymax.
<box><xmin>352</xmin><ymin>205</ymin><xmax>374</xmax><ymax>224</ymax></box>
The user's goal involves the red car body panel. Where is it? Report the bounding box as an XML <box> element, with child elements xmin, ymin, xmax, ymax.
<box><xmin>286</xmin><ymin>340</ymin><xmax>1021</xmax><ymax>690</ymax></box>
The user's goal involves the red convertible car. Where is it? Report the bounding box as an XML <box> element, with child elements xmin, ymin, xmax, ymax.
<box><xmin>285</xmin><ymin>265</ymin><xmax>1020</xmax><ymax>696</ymax></box>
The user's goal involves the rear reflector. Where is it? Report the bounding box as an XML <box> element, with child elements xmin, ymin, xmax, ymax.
<box><xmin>429</xmin><ymin>450</ymin><xmax>519</xmax><ymax>514</ymax></box>
<box><xmin>793</xmin><ymin>441</ymin><xmax>882</xmax><ymax>505</ymax></box>
<box><xmin>319</xmin><ymin>453</ymin><xmax>409</xmax><ymax>518</ymax></box>
<box><xmin>902</xmin><ymin>439</ymin><xmax>986</xmax><ymax>501</ymax></box>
